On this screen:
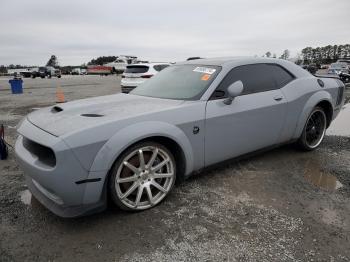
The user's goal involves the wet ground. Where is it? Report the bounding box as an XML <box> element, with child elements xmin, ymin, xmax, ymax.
<box><xmin>0</xmin><ymin>76</ymin><xmax>350</xmax><ymax>261</ymax></box>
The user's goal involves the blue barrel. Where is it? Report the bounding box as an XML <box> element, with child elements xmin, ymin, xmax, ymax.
<box><xmin>9</xmin><ymin>79</ymin><xmax>23</xmax><ymax>94</ymax></box>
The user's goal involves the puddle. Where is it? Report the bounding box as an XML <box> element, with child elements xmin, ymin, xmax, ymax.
<box><xmin>19</xmin><ymin>189</ymin><xmax>32</xmax><ymax>205</ymax></box>
<box><xmin>327</xmin><ymin>103</ymin><xmax>350</xmax><ymax>137</ymax></box>
<box><xmin>304</xmin><ymin>160</ymin><xmax>343</xmax><ymax>191</ymax></box>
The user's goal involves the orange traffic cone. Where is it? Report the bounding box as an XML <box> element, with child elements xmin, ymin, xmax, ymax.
<box><xmin>56</xmin><ymin>86</ymin><xmax>66</xmax><ymax>103</ymax></box>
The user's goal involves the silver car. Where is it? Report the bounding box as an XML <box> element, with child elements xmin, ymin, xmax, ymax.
<box><xmin>15</xmin><ymin>57</ymin><xmax>345</xmax><ymax>217</ymax></box>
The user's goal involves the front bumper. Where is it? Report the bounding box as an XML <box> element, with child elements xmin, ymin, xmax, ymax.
<box><xmin>25</xmin><ymin>175</ymin><xmax>105</xmax><ymax>217</ymax></box>
<box><xmin>15</xmin><ymin>118</ymin><xmax>106</xmax><ymax>217</ymax></box>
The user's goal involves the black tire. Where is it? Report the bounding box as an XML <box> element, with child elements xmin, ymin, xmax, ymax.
<box><xmin>297</xmin><ymin>106</ymin><xmax>327</xmax><ymax>151</ymax></box>
<box><xmin>108</xmin><ymin>141</ymin><xmax>176</xmax><ymax>211</ymax></box>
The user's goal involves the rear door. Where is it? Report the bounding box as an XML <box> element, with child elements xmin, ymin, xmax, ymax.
<box><xmin>204</xmin><ymin>63</ymin><xmax>292</xmax><ymax>166</ymax></box>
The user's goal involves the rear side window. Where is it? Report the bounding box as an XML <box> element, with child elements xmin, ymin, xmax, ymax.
<box><xmin>153</xmin><ymin>64</ymin><xmax>169</xmax><ymax>72</ymax></box>
<box><xmin>214</xmin><ymin>63</ymin><xmax>294</xmax><ymax>98</ymax></box>
<box><xmin>267</xmin><ymin>64</ymin><xmax>294</xmax><ymax>88</ymax></box>
<box><xmin>125</xmin><ymin>66</ymin><xmax>149</xmax><ymax>73</ymax></box>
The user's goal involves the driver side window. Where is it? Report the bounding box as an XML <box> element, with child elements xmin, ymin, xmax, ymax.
<box><xmin>211</xmin><ymin>63</ymin><xmax>293</xmax><ymax>99</ymax></box>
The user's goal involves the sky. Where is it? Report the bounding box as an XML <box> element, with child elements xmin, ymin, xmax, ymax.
<box><xmin>0</xmin><ymin>0</ymin><xmax>349</xmax><ymax>66</ymax></box>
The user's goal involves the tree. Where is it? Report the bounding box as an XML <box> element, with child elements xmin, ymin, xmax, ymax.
<box><xmin>46</xmin><ymin>55</ymin><xmax>59</xmax><ymax>67</ymax></box>
<box><xmin>265</xmin><ymin>51</ymin><xmax>271</xmax><ymax>58</ymax></box>
<box><xmin>300</xmin><ymin>44</ymin><xmax>350</xmax><ymax>64</ymax></box>
<box><xmin>0</xmin><ymin>65</ymin><xmax>7</xmax><ymax>74</ymax></box>
<box><xmin>280</xmin><ymin>49</ymin><xmax>290</xmax><ymax>60</ymax></box>
<box><xmin>88</xmin><ymin>56</ymin><xmax>117</xmax><ymax>65</ymax></box>
<box><xmin>301</xmin><ymin>47</ymin><xmax>313</xmax><ymax>64</ymax></box>
<box><xmin>295</xmin><ymin>53</ymin><xmax>303</xmax><ymax>65</ymax></box>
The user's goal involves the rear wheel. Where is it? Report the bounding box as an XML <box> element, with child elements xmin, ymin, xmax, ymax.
<box><xmin>109</xmin><ymin>142</ymin><xmax>176</xmax><ymax>211</ymax></box>
<box><xmin>298</xmin><ymin>107</ymin><xmax>327</xmax><ymax>151</ymax></box>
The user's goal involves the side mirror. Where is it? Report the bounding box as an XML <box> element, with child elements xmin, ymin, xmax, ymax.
<box><xmin>223</xmin><ymin>81</ymin><xmax>244</xmax><ymax>105</ymax></box>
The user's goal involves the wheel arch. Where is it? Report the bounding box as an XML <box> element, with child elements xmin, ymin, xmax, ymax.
<box><xmin>293</xmin><ymin>91</ymin><xmax>333</xmax><ymax>139</ymax></box>
<box><xmin>82</xmin><ymin>122</ymin><xmax>194</xmax><ymax>205</ymax></box>
<box><xmin>89</xmin><ymin>121</ymin><xmax>194</xmax><ymax>178</ymax></box>
<box><xmin>316</xmin><ymin>100</ymin><xmax>333</xmax><ymax>128</ymax></box>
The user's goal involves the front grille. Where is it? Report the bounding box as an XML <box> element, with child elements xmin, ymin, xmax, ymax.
<box><xmin>22</xmin><ymin>137</ymin><xmax>56</xmax><ymax>167</ymax></box>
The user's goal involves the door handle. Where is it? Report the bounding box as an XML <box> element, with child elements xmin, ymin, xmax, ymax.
<box><xmin>273</xmin><ymin>96</ymin><xmax>283</xmax><ymax>101</ymax></box>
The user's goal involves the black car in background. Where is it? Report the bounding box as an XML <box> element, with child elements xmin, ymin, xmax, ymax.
<box><xmin>301</xmin><ymin>64</ymin><xmax>319</xmax><ymax>75</ymax></box>
<box><xmin>31</xmin><ymin>67</ymin><xmax>61</xmax><ymax>78</ymax></box>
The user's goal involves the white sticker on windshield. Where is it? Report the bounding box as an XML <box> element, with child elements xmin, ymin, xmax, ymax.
<box><xmin>193</xmin><ymin>67</ymin><xmax>216</xmax><ymax>75</ymax></box>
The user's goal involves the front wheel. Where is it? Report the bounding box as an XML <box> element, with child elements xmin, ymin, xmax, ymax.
<box><xmin>109</xmin><ymin>142</ymin><xmax>176</xmax><ymax>211</ymax></box>
<box><xmin>298</xmin><ymin>107</ymin><xmax>327</xmax><ymax>151</ymax></box>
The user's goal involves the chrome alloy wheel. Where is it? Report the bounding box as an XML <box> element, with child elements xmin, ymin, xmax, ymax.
<box><xmin>115</xmin><ymin>146</ymin><xmax>175</xmax><ymax>210</ymax></box>
<box><xmin>304</xmin><ymin>109</ymin><xmax>327</xmax><ymax>149</ymax></box>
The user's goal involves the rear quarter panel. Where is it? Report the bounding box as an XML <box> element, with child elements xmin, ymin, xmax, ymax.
<box><xmin>280</xmin><ymin>76</ymin><xmax>341</xmax><ymax>141</ymax></box>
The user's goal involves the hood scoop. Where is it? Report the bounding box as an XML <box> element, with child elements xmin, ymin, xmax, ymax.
<box><xmin>51</xmin><ymin>106</ymin><xmax>104</xmax><ymax>117</ymax></box>
<box><xmin>51</xmin><ymin>106</ymin><xmax>63</xmax><ymax>113</ymax></box>
<box><xmin>81</xmin><ymin>113</ymin><xmax>104</xmax><ymax>117</ymax></box>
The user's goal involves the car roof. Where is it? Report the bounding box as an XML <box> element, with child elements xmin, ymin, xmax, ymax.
<box><xmin>127</xmin><ymin>62</ymin><xmax>170</xmax><ymax>67</ymax></box>
<box><xmin>178</xmin><ymin>56</ymin><xmax>311</xmax><ymax>78</ymax></box>
<box><xmin>179</xmin><ymin>57</ymin><xmax>244</xmax><ymax>66</ymax></box>
<box><xmin>179</xmin><ymin>56</ymin><xmax>288</xmax><ymax>66</ymax></box>
<box><xmin>330</xmin><ymin>63</ymin><xmax>343</xmax><ymax>67</ymax></box>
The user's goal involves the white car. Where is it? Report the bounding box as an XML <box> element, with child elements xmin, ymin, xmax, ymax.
<box><xmin>121</xmin><ymin>63</ymin><xmax>170</xmax><ymax>93</ymax></box>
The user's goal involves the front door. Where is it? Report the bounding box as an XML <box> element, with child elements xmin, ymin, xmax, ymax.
<box><xmin>204</xmin><ymin>63</ymin><xmax>290</xmax><ymax>166</ymax></box>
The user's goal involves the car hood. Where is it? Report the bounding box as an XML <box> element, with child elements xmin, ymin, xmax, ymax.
<box><xmin>27</xmin><ymin>93</ymin><xmax>185</xmax><ymax>137</ymax></box>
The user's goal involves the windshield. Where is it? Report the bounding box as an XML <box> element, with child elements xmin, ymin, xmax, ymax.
<box><xmin>130</xmin><ymin>64</ymin><xmax>221</xmax><ymax>100</ymax></box>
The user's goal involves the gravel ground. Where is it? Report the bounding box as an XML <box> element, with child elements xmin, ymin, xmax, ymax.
<box><xmin>0</xmin><ymin>76</ymin><xmax>350</xmax><ymax>262</ymax></box>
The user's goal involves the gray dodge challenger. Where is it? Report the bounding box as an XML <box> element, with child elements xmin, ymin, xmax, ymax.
<box><xmin>15</xmin><ymin>57</ymin><xmax>345</xmax><ymax>217</ymax></box>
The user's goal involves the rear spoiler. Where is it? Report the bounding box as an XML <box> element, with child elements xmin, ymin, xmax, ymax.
<box><xmin>314</xmin><ymin>74</ymin><xmax>340</xmax><ymax>79</ymax></box>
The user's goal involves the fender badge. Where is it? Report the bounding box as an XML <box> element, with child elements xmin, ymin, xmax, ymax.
<box><xmin>193</xmin><ymin>126</ymin><xmax>200</xmax><ymax>134</ymax></box>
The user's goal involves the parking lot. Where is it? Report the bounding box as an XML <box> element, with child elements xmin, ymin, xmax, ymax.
<box><xmin>1</xmin><ymin>75</ymin><xmax>350</xmax><ymax>261</ymax></box>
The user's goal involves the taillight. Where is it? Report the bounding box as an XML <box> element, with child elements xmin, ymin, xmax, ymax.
<box><xmin>141</xmin><ymin>75</ymin><xmax>154</xmax><ymax>78</ymax></box>
<box><xmin>336</xmin><ymin>80</ymin><xmax>345</xmax><ymax>106</ymax></box>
